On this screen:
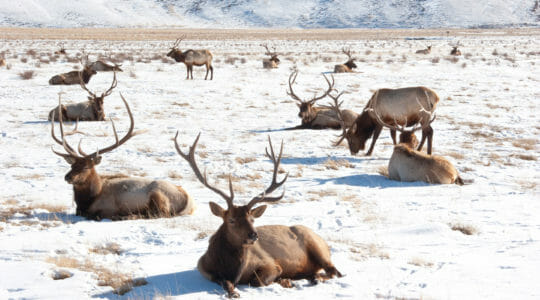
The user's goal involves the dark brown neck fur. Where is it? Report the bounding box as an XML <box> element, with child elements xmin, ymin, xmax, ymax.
<box><xmin>207</xmin><ymin>225</ymin><xmax>248</xmax><ymax>282</ymax></box>
<box><xmin>72</xmin><ymin>169</ymin><xmax>102</xmax><ymax>217</ymax></box>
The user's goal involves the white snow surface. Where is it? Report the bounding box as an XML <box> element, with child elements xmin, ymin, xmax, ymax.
<box><xmin>0</xmin><ymin>0</ymin><xmax>539</xmax><ymax>29</ymax></box>
<box><xmin>0</xmin><ymin>35</ymin><xmax>539</xmax><ymax>299</ymax></box>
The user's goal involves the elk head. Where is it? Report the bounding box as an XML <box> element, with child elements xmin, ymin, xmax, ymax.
<box><xmin>79</xmin><ymin>71</ymin><xmax>117</xmax><ymax>121</ymax></box>
<box><xmin>287</xmin><ymin>71</ymin><xmax>335</xmax><ymax>125</ymax></box>
<box><xmin>166</xmin><ymin>36</ymin><xmax>185</xmax><ymax>62</ymax></box>
<box><xmin>328</xmin><ymin>90</ymin><xmax>366</xmax><ymax>154</ymax></box>
<box><xmin>262</xmin><ymin>43</ymin><xmax>280</xmax><ymax>64</ymax></box>
<box><xmin>341</xmin><ymin>47</ymin><xmax>357</xmax><ymax>70</ymax></box>
<box><xmin>50</xmin><ymin>92</ymin><xmax>134</xmax><ymax>187</ymax></box>
<box><xmin>175</xmin><ymin>134</ymin><xmax>288</xmax><ymax>247</ymax></box>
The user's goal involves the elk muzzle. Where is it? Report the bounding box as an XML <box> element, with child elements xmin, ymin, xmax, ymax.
<box><xmin>246</xmin><ymin>231</ymin><xmax>259</xmax><ymax>244</ymax></box>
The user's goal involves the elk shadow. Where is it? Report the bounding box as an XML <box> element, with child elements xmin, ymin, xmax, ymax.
<box><xmin>32</xmin><ymin>211</ymin><xmax>85</xmax><ymax>224</ymax></box>
<box><xmin>23</xmin><ymin>120</ymin><xmax>52</xmax><ymax>125</ymax></box>
<box><xmin>280</xmin><ymin>156</ymin><xmax>384</xmax><ymax>166</ymax></box>
<box><xmin>92</xmin><ymin>269</ymin><xmax>221</xmax><ymax>299</ymax></box>
<box><xmin>315</xmin><ymin>174</ymin><xmax>430</xmax><ymax>188</ymax></box>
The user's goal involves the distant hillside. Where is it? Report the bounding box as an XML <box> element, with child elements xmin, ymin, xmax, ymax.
<box><xmin>1</xmin><ymin>0</ymin><xmax>538</xmax><ymax>29</ymax></box>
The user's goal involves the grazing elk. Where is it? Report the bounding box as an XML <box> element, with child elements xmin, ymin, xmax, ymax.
<box><xmin>49</xmin><ymin>56</ymin><xmax>97</xmax><ymax>85</ymax></box>
<box><xmin>90</xmin><ymin>60</ymin><xmax>123</xmax><ymax>72</ymax></box>
<box><xmin>166</xmin><ymin>37</ymin><xmax>213</xmax><ymax>80</ymax></box>
<box><xmin>50</xmin><ymin>94</ymin><xmax>195</xmax><ymax>220</ymax></box>
<box><xmin>331</xmin><ymin>86</ymin><xmax>439</xmax><ymax>156</ymax></box>
<box><xmin>334</xmin><ymin>47</ymin><xmax>357</xmax><ymax>73</ymax></box>
<box><xmin>48</xmin><ymin>72</ymin><xmax>117</xmax><ymax>121</ymax></box>
<box><xmin>415</xmin><ymin>45</ymin><xmax>432</xmax><ymax>54</ymax></box>
<box><xmin>54</xmin><ymin>43</ymin><xmax>67</xmax><ymax>55</ymax></box>
<box><xmin>262</xmin><ymin>43</ymin><xmax>280</xmax><ymax>69</ymax></box>
<box><xmin>175</xmin><ymin>134</ymin><xmax>342</xmax><ymax>298</ymax></box>
<box><xmin>373</xmin><ymin>111</ymin><xmax>463</xmax><ymax>185</ymax></box>
<box><xmin>287</xmin><ymin>71</ymin><xmax>358</xmax><ymax>129</ymax></box>
<box><xmin>450</xmin><ymin>46</ymin><xmax>462</xmax><ymax>56</ymax></box>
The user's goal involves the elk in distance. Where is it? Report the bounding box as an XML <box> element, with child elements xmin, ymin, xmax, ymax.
<box><xmin>50</xmin><ymin>94</ymin><xmax>195</xmax><ymax>220</ymax></box>
<box><xmin>90</xmin><ymin>59</ymin><xmax>123</xmax><ymax>72</ymax></box>
<box><xmin>331</xmin><ymin>86</ymin><xmax>439</xmax><ymax>156</ymax></box>
<box><xmin>48</xmin><ymin>71</ymin><xmax>118</xmax><ymax>122</ymax></box>
<box><xmin>287</xmin><ymin>71</ymin><xmax>358</xmax><ymax>130</ymax></box>
<box><xmin>49</xmin><ymin>55</ymin><xmax>97</xmax><ymax>85</ymax></box>
<box><xmin>0</xmin><ymin>55</ymin><xmax>6</xmax><ymax>67</ymax></box>
<box><xmin>175</xmin><ymin>134</ymin><xmax>342</xmax><ymax>298</ymax></box>
<box><xmin>54</xmin><ymin>43</ymin><xmax>67</xmax><ymax>55</ymax></box>
<box><xmin>262</xmin><ymin>43</ymin><xmax>280</xmax><ymax>69</ymax></box>
<box><xmin>450</xmin><ymin>46</ymin><xmax>462</xmax><ymax>56</ymax></box>
<box><xmin>415</xmin><ymin>45</ymin><xmax>432</xmax><ymax>54</ymax></box>
<box><xmin>166</xmin><ymin>37</ymin><xmax>214</xmax><ymax>80</ymax></box>
<box><xmin>334</xmin><ymin>47</ymin><xmax>357</xmax><ymax>73</ymax></box>
<box><xmin>373</xmin><ymin>110</ymin><xmax>464</xmax><ymax>185</ymax></box>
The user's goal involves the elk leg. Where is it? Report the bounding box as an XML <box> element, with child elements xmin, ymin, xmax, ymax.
<box><xmin>417</xmin><ymin>125</ymin><xmax>433</xmax><ymax>154</ymax></box>
<box><xmin>185</xmin><ymin>65</ymin><xmax>190</xmax><ymax>80</ymax></box>
<box><xmin>148</xmin><ymin>191</ymin><xmax>171</xmax><ymax>217</ymax></box>
<box><xmin>209</xmin><ymin>65</ymin><xmax>214</xmax><ymax>80</ymax></box>
<box><xmin>219</xmin><ymin>279</ymin><xmax>239</xmax><ymax>298</ymax></box>
<box><xmin>365</xmin><ymin>125</ymin><xmax>383</xmax><ymax>156</ymax></box>
<box><xmin>205</xmin><ymin>64</ymin><xmax>209</xmax><ymax>80</ymax></box>
<box><xmin>390</xmin><ymin>129</ymin><xmax>397</xmax><ymax>144</ymax></box>
<box><xmin>189</xmin><ymin>65</ymin><xmax>194</xmax><ymax>80</ymax></box>
<box><xmin>250</xmin><ymin>264</ymin><xmax>283</xmax><ymax>287</ymax></box>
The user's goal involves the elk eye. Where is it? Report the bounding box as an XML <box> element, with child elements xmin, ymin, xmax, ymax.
<box><xmin>228</xmin><ymin>218</ymin><xmax>235</xmax><ymax>224</ymax></box>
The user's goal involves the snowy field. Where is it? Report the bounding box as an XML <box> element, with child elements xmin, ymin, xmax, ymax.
<box><xmin>0</xmin><ymin>31</ymin><xmax>539</xmax><ymax>299</ymax></box>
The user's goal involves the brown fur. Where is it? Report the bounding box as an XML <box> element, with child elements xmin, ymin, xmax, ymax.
<box><xmin>334</xmin><ymin>60</ymin><xmax>357</xmax><ymax>73</ymax></box>
<box><xmin>450</xmin><ymin>46</ymin><xmax>462</xmax><ymax>56</ymax></box>
<box><xmin>167</xmin><ymin>40</ymin><xmax>213</xmax><ymax>80</ymax></box>
<box><xmin>262</xmin><ymin>44</ymin><xmax>280</xmax><ymax>69</ymax></box>
<box><xmin>49</xmin><ymin>66</ymin><xmax>96</xmax><ymax>85</ymax></box>
<box><xmin>0</xmin><ymin>58</ymin><xmax>6</xmax><ymax>67</ymax></box>
<box><xmin>416</xmin><ymin>45</ymin><xmax>432</xmax><ymax>54</ymax></box>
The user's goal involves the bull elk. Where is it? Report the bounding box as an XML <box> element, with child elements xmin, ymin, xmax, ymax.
<box><xmin>90</xmin><ymin>60</ymin><xmax>123</xmax><ymax>72</ymax></box>
<box><xmin>450</xmin><ymin>46</ymin><xmax>462</xmax><ymax>56</ymax></box>
<box><xmin>373</xmin><ymin>111</ymin><xmax>464</xmax><ymax>185</ymax></box>
<box><xmin>54</xmin><ymin>43</ymin><xmax>67</xmax><ymax>55</ymax></box>
<box><xmin>331</xmin><ymin>86</ymin><xmax>439</xmax><ymax>155</ymax></box>
<box><xmin>49</xmin><ymin>55</ymin><xmax>97</xmax><ymax>85</ymax></box>
<box><xmin>48</xmin><ymin>71</ymin><xmax>117</xmax><ymax>122</ymax></box>
<box><xmin>50</xmin><ymin>94</ymin><xmax>195</xmax><ymax>220</ymax></box>
<box><xmin>175</xmin><ymin>134</ymin><xmax>342</xmax><ymax>298</ymax></box>
<box><xmin>166</xmin><ymin>37</ymin><xmax>214</xmax><ymax>80</ymax></box>
<box><xmin>415</xmin><ymin>45</ymin><xmax>432</xmax><ymax>54</ymax></box>
<box><xmin>262</xmin><ymin>43</ymin><xmax>280</xmax><ymax>69</ymax></box>
<box><xmin>287</xmin><ymin>71</ymin><xmax>358</xmax><ymax>129</ymax></box>
<box><xmin>334</xmin><ymin>47</ymin><xmax>357</xmax><ymax>73</ymax></box>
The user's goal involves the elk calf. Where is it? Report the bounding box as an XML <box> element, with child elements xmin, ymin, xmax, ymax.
<box><xmin>50</xmin><ymin>94</ymin><xmax>195</xmax><ymax>220</ymax></box>
<box><xmin>166</xmin><ymin>37</ymin><xmax>213</xmax><ymax>80</ymax></box>
<box><xmin>262</xmin><ymin>43</ymin><xmax>280</xmax><ymax>69</ymax></box>
<box><xmin>175</xmin><ymin>134</ymin><xmax>341</xmax><ymax>298</ymax></box>
<box><xmin>334</xmin><ymin>47</ymin><xmax>357</xmax><ymax>73</ymax></box>
<box><xmin>48</xmin><ymin>72</ymin><xmax>117</xmax><ymax>121</ymax></box>
<box><xmin>415</xmin><ymin>45</ymin><xmax>432</xmax><ymax>54</ymax></box>
<box><xmin>287</xmin><ymin>71</ymin><xmax>357</xmax><ymax>129</ymax></box>
<box><xmin>90</xmin><ymin>60</ymin><xmax>123</xmax><ymax>72</ymax></box>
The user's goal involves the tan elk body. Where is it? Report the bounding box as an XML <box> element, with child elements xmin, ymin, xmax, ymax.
<box><xmin>90</xmin><ymin>60</ymin><xmax>123</xmax><ymax>72</ymax></box>
<box><xmin>287</xmin><ymin>71</ymin><xmax>357</xmax><ymax>129</ymax></box>
<box><xmin>51</xmin><ymin>94</ymin><xmax>195</xmax><ymax>220</ymax></box>
<box><xmin>167</xmin><ymin>37</ymin><xmax>213</xmax><ymax>80</ymax></box>
<box><xmin>332</xmin><ymin>86</ymin><xmax>439</xmax><ymax>155</ymax></box>
<box><xmin>49</xmin><ymin>56</ymin><xmax>97</xmax><ymax>85</ymax></box>
<box><xmin>415</xmin><ymin>45</ymin><xmax>432</xmax><ymax>54</ymax></box>
<box><xmin>175</xmin><ymin>134</ymin><xmax>341</xmax><ymax>298</ymax></box>
<box><xmin>262</xmin><ymin>43</ymin><xmax>280</xmax><ymax>69</ymax></box>
<box><xmin>48</xmin><ymin>72</ymin><xmax>118</xmax><ymax>121</ymax></box>
<box><xmin>334</xmin><ymin>48</ymin><xmax>357</xmax><ymax>73</ymax></box>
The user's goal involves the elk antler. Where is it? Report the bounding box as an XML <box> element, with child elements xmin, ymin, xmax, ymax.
<box><xmin>262</xmin><ymin>43</ymin><xmax>277</xmax><ymax>56</ymax></box>
<box><xmin>342</xmin><ymin>47</ymin><xmax>353</xmax><ymax>59</ymax></box>
<box><xmin>174</xmin><ymin>132</ymin><xmax>235</xmax><ymax>208</ymax></box>
<box><xmin>328</xmin><ymin>90</ymin><xmax>349</xmax><ymax>146</ymax></box>
<box><xmin>171</xmin><ymin>36</ymin><xmax>185</xmax><ymax>49</ymax></box>
<box><xmin>102</xmin><ymin>71</ymin><xmax>118</xmax><ymax>97</ymax></box>
<box><xmin>287</xmin><ymin>71</ymin><xmax>335</xmax><ymax>104</ymax></box>
<box><xmin>246</xmin><ymin>136</ymin><xmax>288</xmax><ymax>209</ymax></box>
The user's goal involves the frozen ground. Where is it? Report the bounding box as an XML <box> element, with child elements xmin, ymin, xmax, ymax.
<box><xmin>0</xmin><ymin>31</ymin><xmax>539</xmax><ymax>299</ymax></box>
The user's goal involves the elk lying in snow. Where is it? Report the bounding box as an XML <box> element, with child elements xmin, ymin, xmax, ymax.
<box><xmin>415</xmin><ymin>45</ymin><xmax>432</xmax><ymax>54</ymax></box>
<box><xmin>331</xmin><ymin>86</ymin><xmax>439</xmax><ymax>155</ymax></box>
<box><xmin>166</xmin><ymin>37</ymin><xmax>214</xmax><ymax>80</ymax></box>
<box><xmin>54</xmin><ymin>43</ymin><xmax>67</xmax><ymax>55</ymax></box>
<box><xmin>90</xmin><ymin>60</ymin><xmax>123</xmax><ymax>72</ymax></box>
<box><xmin>175</xmin><ymin>134</ymin><xmax>342</xmax><ymax>298</ymax></box>
<box><xmin>48</xmin><ymin>72</ymin><xmax>117</xmax><ymax>121</ymax></box>
<box><xmin>287</xmin><ymin>71</ymin><xmax>358</xmax><ymax>129</ymax></box>
<box><xmin>49</xmin><ymin>56</ymin><xmax>97</xmax><ymax>85</ymax></box>
<box><xmin>334</xmin><ymin>47</ymin><xmax>357</xmax><ymax>73</ymax></box>
<box><xmin>50</xmin><ymin>94</ymin><xmax>195</xmax><ymax>220</ymax></box>
<box><xmin>374</xmin><ymin>112</ymin><xmax>463</xmax><ymax>185</ymax></box>
<box><xmin>450</xmin><ymin>46</ymin><xmax>462</xmax><ymax>56</ymax></box>
<box><xmin>262</xmin><ymin>43</ymin><xmax>280</xmax><ymax>69</ymax></box>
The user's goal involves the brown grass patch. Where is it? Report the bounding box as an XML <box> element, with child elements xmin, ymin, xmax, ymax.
<box><xmin>377</xmin><ymin>166</ymin><xmax>389</xmax><ymax>178</ymax></box>
<box><xmin>19</xmin><ymin>70</ymin><xmax>35</xmax><ymax>80</ymax></box>
<box><xmin>235</xmin><ymin>157</ymin><xmax>257</xmax><ymax>164</ymax></box>
<box><xmin>510</xmin><ymin>153</ymin><xmax>537</xmax><ymax>161</ymax></box>
<box><xmin>324</xmin><ymin>158</ymin><xmax>354</xmax><ymax>170</ymax></box>
<box><xmin>408</xmin><ymin>257</ymin><xmax>434</xmax><ymax>267</ymax></box>
<box><xmin>168</xmin><ymin>170</ymin><xmax>183</xmax><ymax>179</ymax></box>
<box><xmin>0</xmin><ymin>204</ymin><xmax>68</xmax><ymax>222</ymax></box>
<box><xmin>512</xmin><ymin>138</ymin><xmax>537</xmax><ymax>151</ymax></box>
<box><xmin>13</xmin><ymin>173</ymin><xmax>44</xmax><ymax>181</ymax></box>
<box><xmin>89</xmin><ymin>242</ymin><xmax>123</xmax><ymax>255</ymax></box>
<box><xmin>52</xmin><ymin>269</ymin><xmax>73</xmax><ymax>280</ymax></box>
<box><xmin>349</xmin><ymin>243</ymin><xmax>390</xmax><ymax>261</ymax></box>
<box><xmin>450</xmin><ymin>223</ymin><xmax>478</xmax><ymax>235</ymax></box>
<box><xmin>444</xmin><ymin>151</ymin><xmax>465</xmax><ymax>160</ymax></box>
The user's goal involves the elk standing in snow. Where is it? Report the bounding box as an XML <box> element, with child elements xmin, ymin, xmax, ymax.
<box><xmin>49</xmin><ymin>55</ymin><xmax>97</xmax><ymax>85</ymax></box>
<box><xmin>287</xmin><ymin>71</ymin><xmax>358</xmax><ymax>129</ymax></box>
<box><xmin>48</xmin><ymin>72</ymin><xmax>117</xmax><ymax>122</ymax></box>
<box><xmin>166</xmin><ymin>37</ymin><xmax>214</xmax><ymax>80</ymax></box>
<box><xmin>332</xmin><ymin>86</ymin><xmax>439</xmax><ymax>155</ymax></box>
<box><xmin>175</xmin><ymin>133</ymin><xmax>342</xmax><ymax>298</ymax></box>
<box><xmin>50</xmin><ymin>94</ymin><xmax>195</xmax><ymax>220</ymax></box>
<box><xmin>262</xmin><ymin>43</ymin><xmax>280</xmax><ymax>69</ymax></box>
<box><xmin>415</xmin><ymin>45</ymin><xmax>432</xmax><ymax>54</ymax></box>
<box><xmin>334</xmin><ymin>47</ymin><xmax>357</xmax><ymax>73</ymax></box>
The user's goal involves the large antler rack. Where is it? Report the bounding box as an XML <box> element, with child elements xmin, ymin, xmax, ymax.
<box><xmin>287</xmin><ymin>71</ymin><xmax>335</xmax><ymax>104</ymax></box>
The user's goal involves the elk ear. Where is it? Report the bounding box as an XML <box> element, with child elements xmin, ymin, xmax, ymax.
<box><xmin>250</xmin><ymin>205</ymin><xmax>267</xmax><ymax>218</ymax></box>
<box><xmin>209</xmin><ymin>201</ymin><xmax>226</xmax><ymax>218</ymax></box>
<box><xmin>63</xmin><ymin>156</ymin><xmax>76</xmax><ymax>165</ymax></box>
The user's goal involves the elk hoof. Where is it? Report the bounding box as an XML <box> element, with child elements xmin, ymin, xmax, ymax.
<box><xmin>277</xmin><ymin>278</ymin><xmax>293</xmax><ymax>288</ymax></box>
<box><xmin>227</xmin><ymin>291</ymin><xmax>240</xmax><ymax>298</ymax></box>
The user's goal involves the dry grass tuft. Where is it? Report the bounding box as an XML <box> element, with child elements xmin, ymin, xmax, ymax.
<box><xmin>89</xmin><ymin>242</ymin><xmax>123</xmax><ymax>255</ymax></box>
<box><xmin>52</xmin><ymin>269</ymin><xmax>73</xmax><ymax>280</ymax></box>
<box><xmin>235</xmin><ymin>157</ymin><xmax>257</xmax><ymax>164</ymax></box>
<box><xmin>348</xmin><ymin>243</ymin><xmax>390</xmax><ymax>261</ymax></box>
<box><xmin>450</xmin><ymin>223</ymin><xmax>478</xmax><ymax>235</ymax></box>
<box><xmin>512</xmin><ymin>138</ymin><xmax>537</xmax><ymax>151</ymax></box>
<box><xmin>168</xmin><ymin>170</ymin><xmax>183</xmax><ymax>179</ymax></box>
<box><xmin>19</xmin><ymin>70</ymin><xmax>35</xmax><ymax>80</ymax></box>
<box><xmin>510</xmin><ymin>153</ymin><xmax>537</xmax><ymax>161</ymax></box>
<box><xmin>408</xmin><ymin>257</ymin><xmax>434</xmax><ymax>267</ymax></box>
<box><xmin>324</xmin><ymin>158</ymin><xmax>354</xmax><ymax>170</ymax></box>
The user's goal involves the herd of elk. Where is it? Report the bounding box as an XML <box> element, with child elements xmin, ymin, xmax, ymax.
<box><xmin>167</xmin><ymin>37</ymin><xmax>214</xmax><ymax>80</ymax></box>
<box><xmin>372</xmin><ymin>110</ymin><xmax>464</xmax><ymax>185</ymax></box>
<box><xmin>50</xmin><ymin>93</ymin><xmax>195</xmax><ymax>220</ymax></box>
<box><xmin>49</xmin><ymin>56</ymin><xmax>97</xmax><ymax>85</ymax></box>
<box><xmin>48</xmin><ymin>71</ymin><xmax>117</xmax><ymax>121</ymax></box>
<box><xmin>287</xmin><ymin>71</ymin><xmax>358</xmax><ymax>129</ymax></box>
<box><xmin>415</xmin><ymin>45</ymin><xmax>432</xmax><ymax>54</ymax></box>
<box><xmin>175</xmin><ymin>134</ymin><xmax>342</xmax><ymax>298</ymax></box>
<box><xmin>334</xmin><ymin>47</ymin><xmax>357</xmax><ymax>73</ymax></box>
<box><xmin>262</xmin><ymin>43</ymin><xmax>280</xmax><ymax>69</ymax></box>
<box><xmin>330</xmin><ymin>86</ymin><xmax>439</xmax><ymax>156</ymax></box>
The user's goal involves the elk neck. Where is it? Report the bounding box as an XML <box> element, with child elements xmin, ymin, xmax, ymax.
<box><xmin>81</xmin><ymin>69</ymin><xmax>93</xmax><ymax>84</ymax></box>
<box><xmin>208</xmin><ymin>225</ymin><xmax>249</xmax><ymax>277</ymax></box>
<box><xmin>71</xmin><ymin>169</ymin><xmax>103</xmax><ymax>216</ymax></box>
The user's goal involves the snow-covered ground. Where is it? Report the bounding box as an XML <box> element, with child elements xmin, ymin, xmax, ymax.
<box><xmin>0</xmin><ymin>32</ymin><xmax>539</xmax><ymax>299</ymax></box>
<box><xmin>0</xmin><ymin>0</ymin><xmax>539</xmax><ymax>29</ymax></box>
